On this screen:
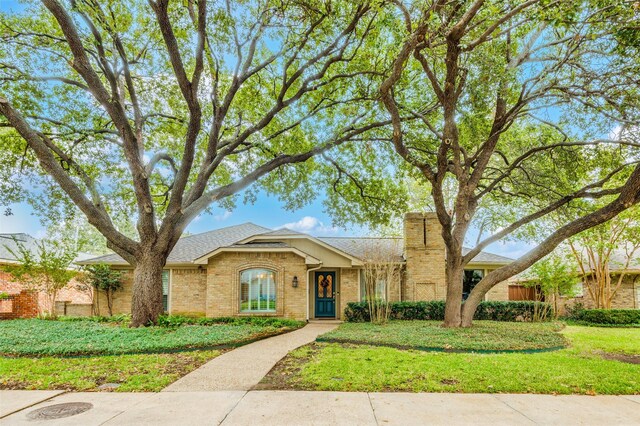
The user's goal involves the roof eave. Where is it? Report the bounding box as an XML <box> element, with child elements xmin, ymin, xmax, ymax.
<box><xmin>193</xmin><ymin>246</ymin><xmax>322</xmax><ymax>265</ymax></box>
<box><xmin>239</xmin><ymin>234</ymin><xmax>365</xmax><ymax>266</ymax></box>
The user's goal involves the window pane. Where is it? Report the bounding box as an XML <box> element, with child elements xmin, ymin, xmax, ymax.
<box><xmin>360</xmin><ymin>271</ymin><xmax>386</xmax><ymax>302</ymax></box>
<box><xmin>463</xmin><ymin>269</ymin><xmax>484</xmax><ymax>300</ymax></box>
<box><xmin>240</xmin><ymin>269</ymin><xmax>276</xmax><ymax>312</ymax></box>
<box><xmin>162</xmin><ymin>270</ymin><xmax>169</xmax><ymax>312</ymax></box>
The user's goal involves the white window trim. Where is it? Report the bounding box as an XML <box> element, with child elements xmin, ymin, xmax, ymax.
<box><xmin>162</xmin><ymin>269</ymin><xmax>172</xmax><ymax>313</ymax></box>
<box><xmin>239</xmin><ymin>268</ymin><xmax>277</xmax><ymax>313</ymax></box>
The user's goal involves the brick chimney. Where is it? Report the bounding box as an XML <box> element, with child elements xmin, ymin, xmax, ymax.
<box><xmin>403</xmin><ymin>212</ymin><xmax>446</xmax><ymax>301</ymax></box>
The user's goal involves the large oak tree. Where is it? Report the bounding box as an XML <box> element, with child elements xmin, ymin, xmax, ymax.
<box><xmin>374</xmin><ymin>0</ymin><xmax>640</xmax><ymax>326</ymax></box>
<box><xmin>0</xmin><ymin>0</ymin><xmax>390</xmax><ymax>326</ymax></box>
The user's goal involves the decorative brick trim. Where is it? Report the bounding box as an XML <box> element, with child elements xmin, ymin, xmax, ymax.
<box><xmin>232</xmin><ymin>260</ymin><xmax>285</xmax><ymax>316</ymax></box>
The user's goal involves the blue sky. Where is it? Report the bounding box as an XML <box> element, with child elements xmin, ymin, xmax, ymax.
<box><xmin>0</xmin><ymin>194</ymin><xmax>534</xmax><ymax>259</ymax></box>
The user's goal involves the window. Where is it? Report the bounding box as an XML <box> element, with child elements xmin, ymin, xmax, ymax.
<box><xmin>240</xmin><ymin>269</ymin><xmax>276</xmax><ymax>312</ymax></box>
<box><xmin>463</xmin><ymin>269</ymin><xmax>484</xmax><ymax>300</ymax></box>
<box><xmin>360</xmin><ymin>271</ymin><xmax>386</xmax><ymax>302</ymax></box>
<box><xmin>162</xmin><ymin>270</ymin><xmax>170</xmax><ymax>312</ymax></box>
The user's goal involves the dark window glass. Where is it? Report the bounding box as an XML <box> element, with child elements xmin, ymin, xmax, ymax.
<box><xmin>463</xmin><ymin>269</ymin><xmax>484</xmax><ymax>300</ymax></box>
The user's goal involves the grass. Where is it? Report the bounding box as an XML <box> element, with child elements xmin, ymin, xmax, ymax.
<box><xmin>0</xmin><ymin>318</ymin><xmax>301</xmax><ymax>356</ymax></box>
<box><xmin>563</xmin><ymin>326</ymin><xmax>640</xmax><ymax>355</ymax></box>
<box><xmin>317</xmin><ymin>320</ymin><xmax>566</xmax><ymax>351</ymax></box>
<box><xmin>0</xmin><ymin>350</ymin><xmax>220</xmax><ymax>392</ymax></box>
<box><xmin>0</xmin><ymin>317</ymin><xmax>303</xmax><ymax>391</ymax></box>
<box><xmin>260</xmin><ymin>324</ymin><xmax>640</xmax><ymax>395</ymax></box>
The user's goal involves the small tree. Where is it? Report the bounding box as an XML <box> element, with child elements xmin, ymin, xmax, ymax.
<box><xmin>5</xmin><ymin>237</ymin><xmax>77</xmax><ymax>317</ymax></box>
<box><xmin>361</xmin><ymin>240</ymin><xmax>402</xmax><ymax>324</ymax></box>
<box><xmin>527</xmin><ymin>255</ymin><xmax>579</xmax><ymax>319</ymax></box>
<box><xmin>84</xmin><ymin>264</ymin><xmax>123</xmax><ymax>317</ymax></box>
<box><xmin>567</xmin><ymin>209</ymin><xmax>640</xmax><ymax>309</ymax></box>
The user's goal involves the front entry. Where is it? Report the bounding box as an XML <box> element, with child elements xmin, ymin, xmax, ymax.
<box><xmin>314</xmin><ymin>271</ymin><xmax>336</xmax><ymax>318</ymax></box>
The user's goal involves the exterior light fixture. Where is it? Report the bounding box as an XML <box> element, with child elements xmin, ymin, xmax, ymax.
<box><xmin>292</xmin><ymin>276</ymin><xmax>299</xmax><ymax>288</ymax></box>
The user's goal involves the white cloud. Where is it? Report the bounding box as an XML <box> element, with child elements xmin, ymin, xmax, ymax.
<box><xmin>609</xmin><ymin>125</ymin><xmax>622</xmax><ymax>140</ymax></box>
<box><xmin>214</xmin><ymin>211</ymin><xmax>232</xmax><ymax>221</ymax></box>
<box><xmin>281</xmin><ymin>216</ymin><xmax>337</xmax><ymax>235</ymax></box>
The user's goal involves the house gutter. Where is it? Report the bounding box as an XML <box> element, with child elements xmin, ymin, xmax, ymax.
<box><xmin>306</xmin><ymin>263</ymin><xmax>323</xmax><ymax>321</ymax></box>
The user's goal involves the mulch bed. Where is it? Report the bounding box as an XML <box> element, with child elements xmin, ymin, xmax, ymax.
<box><xmin>598</xmin><ymin>351</ymin><xmax>640</xmax><ymax>364</ymax></box>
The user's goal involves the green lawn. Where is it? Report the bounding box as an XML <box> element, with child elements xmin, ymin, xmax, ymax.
<box><xmin>0</xmin><ymin>318</ymin><xmax>300</xmax><ymax>356</ymax></box>
<box><xmin>0</xmin><ymin>350</ymin><xmax>220</xmax><ymax>392</ymax></box>
<box><xmin>0</xmin><ymin>317</ymin><xmax>302</xmax><ymax>392</ymax></box>
<box><xmin>261</xmin><ymin>324</ymin><xmax>640</xmax><ymax>395</ymax></box>
<box><xmin>317</xmin><ymin>320</ymin><xmax>566</xmax><ymax>351</ymax></box>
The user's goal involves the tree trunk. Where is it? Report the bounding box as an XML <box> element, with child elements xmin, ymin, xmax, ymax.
<box><xmin>130</xmin><ymin>253</ymin><xmax>165</xmax><ymax>327</ymax></box>
<box><xmin>443</xmin><ymin>264</ymin><xmax>464</xmax><ymax>327</ymax></box>
<box><xmin>460</xmin><ymin>292</ymin><xmax>479</xmax><ymax>327</ymax></box>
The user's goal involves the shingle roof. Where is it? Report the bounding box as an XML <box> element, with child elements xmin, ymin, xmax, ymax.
<box><xmin>584</xmin><ymin>250</ymin><xmax>640</xmax><ymax>272</ymax></box>
<box><xmin>0</xmin><ymin>233</ymin><xmax>38</xmax><ymax>263</ymax></box>
<box><xmin>318</xmin><ymin>237</ymin><xmax>404</xmax><ymax>262</ymax></box>
<box><xmin>318</xmin><ymin>237</ymin><xmax>513</xmax><ymax>265</ymax></box>
<box><xmin>0</xmin><ymin>233</ymin><xmax>94</xmax><ymax>267</ymax></box>
<box><xmin>80</xmin><ymin>222</ymin><xmax>514</xmax><ymax>266</ymax></box>
<box><xmin>462</xmin><ymin>247</ymin><xmax>515</xmax><ymax>264</ymax></box>
<box><xmin>258</xmin><ymin>228</ymin><xmax>306</xmax><ymax>236</ymax></box>
<box><xmin>81</xmin><ymin>222</ymin><xmax>269</xmax><ymax>265</ymax></box>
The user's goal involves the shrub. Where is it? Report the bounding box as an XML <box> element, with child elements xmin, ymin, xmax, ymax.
<box><xmin>57</xmin><ymin>314</ymin><xmax>303</xmax><ymax>329</ymax></box>
<box><xmin>58</xmin><ymin>314</ymin><xmax>131</xmax><ymax>326</ymax></box>
<box><xmin>156</xmin><ymin>315</ymin><xmax>303</xmax><ymax>328</ymax></box>
<box><xmin>344</xmin><ymin>300</ymin><xmax>551</xmax><ymax>323</ymax></box>
<box><xmin>570</xmin><ymin>309</ymin><xmax>640</xmax><ymax>325</ymax></box>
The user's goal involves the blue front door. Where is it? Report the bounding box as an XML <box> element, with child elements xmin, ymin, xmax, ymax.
<box><xmin>315</xmin><ymin>271</ymin><xmax>336</xmax><ymax>318</ymax></box>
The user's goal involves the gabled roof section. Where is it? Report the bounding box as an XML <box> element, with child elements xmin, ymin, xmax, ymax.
<box><xmin>193</xmin><ymin>240</ymin><xmax>322</xmax><ymax>265</ymax></box>
<box><xmin>80</xmin><ymin>222</ymin><xmax>269</xmax><ymax>265</ymax></box>
<box><xmin>462</xmin><ymin>247</ymin><xmax>513</xmax><ymax>265</ymax></box>
<box><xmin>238</xmin><ymin>229</ymin><xmax>365</xmax><ymax>266</ymax></box>
<box><xmin>258</xmin><ymin>228</ymin><xmax>307</xmax><ymax>236</ymax></box>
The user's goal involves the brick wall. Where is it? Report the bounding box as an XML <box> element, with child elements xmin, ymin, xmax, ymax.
<box><xmin>403</xmin><ymin>212</ymin><xmax>446</xmax><ymax>301</ymax></box>
<box><xmin>170</xmin><ymin>268</ymin><xmax>207</xmax><ymax>316</ymax></box>
<box><xmin>339</xmin><ymin>268</ymin><xmax>359</xmax><ymax>319</ymax></box>
<box><xmin>206</xmin><ymin>251</ymin><xmax>308</xmax><ymax>320</ymax></box>
<box><xmin>572</xmin><ymin>274</ymin><xmax>639</xmax><ymax>309</ymax></box>
<box><xmin>55</xmin><ymin>301</ymin><xmax>93</xmax><ymax>317</ymax></box>
<box><xmin>0</xmin><ymin>290</ymin><xmax>39</xmax><ymax>319</ymax></box>
<box><xmin>95</xmin><ymin>269</ymin><xmax>133</xmax><ymax>316</ymax></box>
<box><xmin>486</xmin><ymin>273</ymin><xmax>509</xmax><ymax>301</ymax></box>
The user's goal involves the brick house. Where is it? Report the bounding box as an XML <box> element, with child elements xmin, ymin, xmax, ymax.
<box><xmin>0</xmin><ymin>233</ymin><xmax>92</xmax><ymax>318</ymax></box>
<box><xmin>79</xmin><ymin>213</ymin><xmax>515</xmax><ymax>320</ymax></box>
<box><xmin>567</xmin><ymin>251</ymin><xmax>640</xmax><ymax>310</ymax></box>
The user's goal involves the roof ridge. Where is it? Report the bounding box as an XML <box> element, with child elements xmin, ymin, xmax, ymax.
<box><xmin>318</xmin><ymin>236</ymin><xmax>402</xmax><ymax>240</ymax></box>
<box><xmin>180</xmin><ymin>222</ymin><xmax>269</xmax><ymax>240</ymax></box>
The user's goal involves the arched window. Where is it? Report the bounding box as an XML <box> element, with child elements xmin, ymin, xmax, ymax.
<box><xmin>240</xmin><ymin>268</ymin><xmax>276</xmax><ymax>312</ymax></box>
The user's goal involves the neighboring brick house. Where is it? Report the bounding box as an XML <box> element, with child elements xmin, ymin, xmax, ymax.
<box><xmin>0</xmin><ymin>233</ymin><xmax>92</xmax><ymax>318</ymax></box>
<box><xmin>568</xmin><ymin>251</ymin><xmax>640</xmax><ymax>310</ymax></box>
<box><xmin>503</xmin><ymin>252</ymin><xmax>640</xmax><ymax>311</ymax></box>
<box><xmin>79</xmin><ymin>213</ymin><xmax>514</xmax><ymax>320</ymax></box>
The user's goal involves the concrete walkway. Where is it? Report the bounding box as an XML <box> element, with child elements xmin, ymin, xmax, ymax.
<box><xmin>163</xmin><ymin>322</ymin><xmax>338</xmax><ymax>392</ymax></box>
<box><xmin>2</xmin><ymin>390</ymin><xmax>639</xmax><ymax>425</ymax></box>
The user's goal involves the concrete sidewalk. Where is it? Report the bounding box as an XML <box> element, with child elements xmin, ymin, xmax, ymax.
<box><xmin>1</xmin><ymin>390</ymin><xmax>639</xmax><ymax>425</ymax></box>
<box><xmin>163</xmin><ymin>322</ymin><xmax>338</xmax><ymax>391</ymax></box>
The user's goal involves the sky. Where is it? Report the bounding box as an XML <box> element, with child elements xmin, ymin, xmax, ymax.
<box><xmin>0</xmin><ymin>0</ymin><xmax>536</xmax><ymax>260</ymax></box>
<box><xmin>0</xmin><ymin>194</ymin><xmax>534</xmax><ymax>259</ymax></box>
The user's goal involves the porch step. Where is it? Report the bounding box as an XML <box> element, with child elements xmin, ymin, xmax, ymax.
<box><xmin>308</xmin><ymin>319</ymin><xmax>343</xmax><ymax>324</ymax></box>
